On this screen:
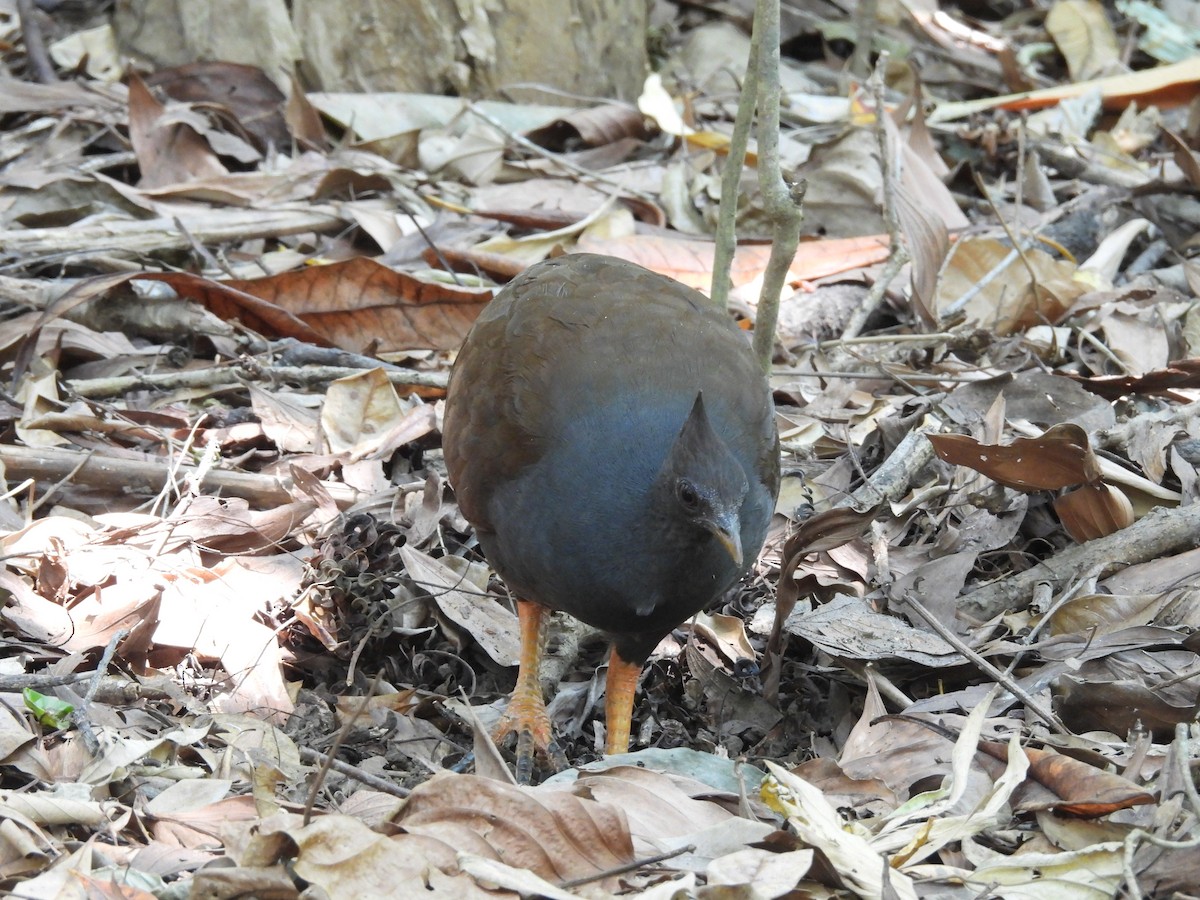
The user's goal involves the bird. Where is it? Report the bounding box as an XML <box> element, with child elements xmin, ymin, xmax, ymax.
<box><xmin>442</xmin><ymin>253</ymin><xmax>779</xmax><ymax>780</ymax></box>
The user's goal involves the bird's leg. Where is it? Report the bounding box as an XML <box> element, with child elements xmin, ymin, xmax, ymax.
<box><xmin>493</xmin><ymin>599</ymin><xmax>567</xmax><ymax>783</ymax></box>
<box><xmin>604</xmin><ymin>649</ymin><xmax>643</xmax><ymax>754</ymax></box>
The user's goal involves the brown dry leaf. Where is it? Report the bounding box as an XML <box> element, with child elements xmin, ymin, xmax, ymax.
<box><xmin>0</xmin><ymin>701</ymin><xmax>35</xmax><ymax>761</ymax></box>
<box><xmin>762</xmin><ymin>762</ymin><xmax>919</xmax><ymax>900</ymax></box>
<box><xmin>1054</xmin><ymin>481</ymin><xmax>1135</xmax><ymax>541</ymax></box>
<box><xmin>1009</xmin><ymin>744</ymin><xmax>1155</xmax><ymax>817</ymax></box>
<box><xmin>0</xmin><ymin>568</ymin><xmax>74</xmax><ymax>645</ymax></box>
<box><xmin>59</xmin><ymin>580</ymin><xmax>162</xmax><ymax>656</ymax></box>
<box><xmin>1069</xmin><ymin>357</ymin><xmax>1200</xmax><ymax>398</ymax></box>
<box><xmin>792</xmin><ymin>756</ymin><xmax>898</xmax><ymax>818</ymax></box>
<box><xmin>0</xmin><ymin>791</ymin><xmax>117</xmax><ymax>828</ymax></box>
<box><xmin>144</xmin><ymin>62</ymin><xmax>292</xmax><ymax>152</ymax></box>
<box><xmin>395</xmin><ymin>773</ymin><xmax>636</xmax><ymax>889</ymax></box>
<box><xmin>1045</xmin><ymin>591</ymin><xmax>1171</xmax><ymax>636</ymax></box>
<box><xmin>928</xmin><ymin>423</ymin><xmax>1100</xmax><ymax>491</ymax></box>
<box><xmin>684</xmin><ymin>637</ymin><xmax>784</xmax><ymax>739</ymax></box>
<box><xmin>127</xmin><ymin>75</ymin><xmax>228</xmax><ymax>188</ymax></box>
<box><xmin>774</xmin><ymin>504</ymin><xmax>878</xmax><ymax>620</ymax></box>
<box><xmin>136</xmin><ymin>270</ymin><xmax>332</xmax><ymax>346</ymax></box>
<box><xmin>334</xmin><ymin>690</ymin><xmax>421</xmax><ymax>723</ymax></box>
<box><xmin>784</xmin><ymin>505</ymin><xmax>879</xmax><ymax>559</ymax></box>
<box><xmin>784</xmin><ymin>594</ymin><xmax>964</xmax><ymax>668</ymax></box>
<box><xmin>248</xmin><ymin>384</ymin><xmax>321</xmax><ymax>454</ymax></box>
<box><xmin>525</xmin><ymin>102</ymin><xmax>650</xmax><ymax>148</ymax></box>
<box><xmin>2</xmin><ymin>312</ymin><xmax>147</xmax><ymax>375</ymax></box>
<box><xmin>78</xmin><ymin>875</ymin><xmax>161</xmax><ymax>899</ymax></box>
<box><xmin>896</xmin><ymin>172</ymin><xmax>952</xmax><ymax>328</ymax></box>
<box><xmin>319</xmin><ymin>370</ymin><xmax>436</xmax><ymax>461</ymax></box>
<box><xmin>0</xmin><ymin>73</ymin><xmax>127</xmax><ymax>117</ymax></box>
<box><xmin>319</xmin><ymin>368</ymin><xmax>406</xmax><ymax>457</ymax></box>
<box><xmin>150</xmin><ymin>794</ymin><xmax>259</xmax><ymax>850</ymax></box>
<box><xmin>88</xmin><ymin>499</ymin><xmax>309</xmax><ymax>559</ymax></box>
<box><xmin>691</xmin><ymin>611</ymin><xmax>755</xmax><ymax>663</ymax></box>
<box><xmin>222</xmin><ymin>258</ymin><xmax>492</xmax><ymax>352</ymax></box>
<box><xmin>251</xmin><ymin>813</ymin><xmax>489</xmax><ymax>897</ymax></box>
<box><xmin>188</xmin><ymin>865</ymin><xmax>302</xmax><ymax>897</ymax></box>
<box><xmin>558</xmin><ymin>764</ymin><xmax>750</xmax><ymax>860</ymax></box>
<box><xmin>1164</xmin><ymin>129</ymin><xmax>1200</xmax><ymax>188</ymax></box>
<box><xmin>154</xmin><ymin>562</ymin><xmax>298</xmax><ymax>722</ymax></box>
<box><xmin>705</xmin><ymin>847</ymin><xmax>814</xmax><ymax>895</ymax></box>
<box><xmin>1055</xmin><ymin>673</ymin><xmax>1198</xmax><ymax>738</ymax></box>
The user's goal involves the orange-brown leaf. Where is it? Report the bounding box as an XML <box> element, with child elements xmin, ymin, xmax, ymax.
<box><xmin>928</xmin><ymin>424</ymin><xmax>1099</xmax><ymax>491</ymax></box>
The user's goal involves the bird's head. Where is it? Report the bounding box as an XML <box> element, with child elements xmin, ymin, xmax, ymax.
<box><xmin>658</xmin><ymin>393</ymin><xmax>749</xmax><ymax>567</ymax></box>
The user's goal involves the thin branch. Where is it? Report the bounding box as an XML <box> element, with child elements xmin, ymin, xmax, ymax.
<box><xmin>903</xmin><ymin>595</ymin><xmax>1068</xmax><ymax>734</ymax></box>
<box><xmin>750</xmin><ymin>0</ymin><xmax>805</xmax><ymax>373</ymax></box>
<box><xmin>16</xmin><ymin>0</ymin><xmax>57</xmax><ymax>84</ymax></box>
<box><xmin>711</xmin><ymin>30</ymin><xmax>760</xmax><ymax>310</ymax></box>
<box><xmin>841</xmin><ymin>58</ymin><xmax>910</xmax><ymax>340</ymax></box>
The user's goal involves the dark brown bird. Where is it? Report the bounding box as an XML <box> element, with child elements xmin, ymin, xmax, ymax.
<box><xmin>442</xmin><ymin>253</ymin><xmax>779</xmax><ymax>779</ymax></box>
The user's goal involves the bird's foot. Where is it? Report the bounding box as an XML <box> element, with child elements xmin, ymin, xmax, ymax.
<box><xmin>492</xmin><ymin>690</ymin><xmax>568</xmax><ymax>784</ymax></box>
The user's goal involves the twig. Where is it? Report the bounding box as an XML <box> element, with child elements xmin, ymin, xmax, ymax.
<box><xmin>903</xmin><ymin>594</ymin><xmax>1068</xmax><ymax>734</ymax></box>
<box><xmin>749</xmin><ymin>0</ymin><xmax>805</xmax><ymax>373</ymax></box>
<box><xmin>841</xmin><ymin>58</ymin><xmax>910</xmax><ymax>340</ymax></box>
<box><xmin>1121</xmin><ymin>724</ymin><xmax>1200</xmax><ymax>900</ymax></box>
<box><xmin>1094</xmin><ymin>400</ymin><xmax>1200</xmax><ymax>453</ymax></box>
<box><xmin>0</xmin><ymin>207</ymin><xmax>347</xmax><ymax>263</ymax></box>
<box><xmin>0</xmin><ymin>673</ymin><xmax>91</xmax><ymax>690</ymax></box>
<box><xmin>465</xmin><ymin>102</ymin><xmax>655</xmax><ymax>203</ymax></box>
<box><xmin>16</xmin><ymin>0</ymin><xmax>57</xmax><ymax>84</ymax></box>
<box><xmin>28</xmin><ymin>448</ymin><xmax>94</xmax><ymax>515</ymax></box>
<box><xmin>711</xmin><ymin>28</ymin><xmax>760</xmax><ymax>311</ymax></box>
<box><xmin>959</xmin><ymin>503</ymin><xmax>1200</xmax><ymax>621</ymax></box>
<box><xmin>0</xmin><ymin>443</ymin><xmax>361</xmax><ymax>510</ymax></box>
<box><xmin>836</xmin><ymin>426</ymin><xmax>937</xmax><ymax>510</ymax></box>
<box><xmin>299</xmin><ymin>746</ymin><xmax>411</xmax><ymax>799</ymax></box>
<box><xmin>73</xmin><ymin>628</ymin><xmax>131</xmax><ymax>755</ymax></box>
<box><xmin>304</xmin><ymin>671</ymin><xmax>383</xmax><ymax>823</ymax></box>
<box><xmin>67</xmin><ymin>363</ymin><xmax>446</xmax><ymax>400</ymax></box>
<box><xmin>840</xmin><ymin>661</ymin><xmax>914</xmax><ymax>708</ymax></box>
<box><xmin>559</xmin><ymin>844</ymin><xmax>697</xmax><ymax>889</ymax></box>
<box><xmin>847</xmin><ymin>0</ymin><xmax>879</xmax><ymax>81</ymax></box>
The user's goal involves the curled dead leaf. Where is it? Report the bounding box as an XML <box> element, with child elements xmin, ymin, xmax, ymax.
<box><xmin>1054</xmin><ymin>481</ymin><xmax>1135</xmax><ymax>542</ymax></box>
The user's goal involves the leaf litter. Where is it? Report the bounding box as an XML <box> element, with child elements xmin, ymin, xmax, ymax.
<box><xmin>1</xmin><ymin>1</ymin><xmax>1200</xmax><ymax>897</ymax></box>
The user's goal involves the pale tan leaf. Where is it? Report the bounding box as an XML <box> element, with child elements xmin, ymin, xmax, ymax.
<box><xmin>1045</xmin><ymin>0</ymin><xmax>1123</xmax><ymax>81</ymax></box>
<box><xmin>400</xmin><ymin>545</ymin><xmax>520</xmax><ymax>667</ymax></box>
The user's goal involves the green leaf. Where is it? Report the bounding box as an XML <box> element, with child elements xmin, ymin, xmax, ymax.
<box><xmin>23</xmin><ymin>688</ymin><xmax>74</xmax><ymax>729</ymax></box>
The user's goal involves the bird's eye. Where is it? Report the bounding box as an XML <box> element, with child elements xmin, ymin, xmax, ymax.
<box><xmin>676</xmin><ymin>479</ymin><xmax>700</xmax><ymax>510</ymax></box>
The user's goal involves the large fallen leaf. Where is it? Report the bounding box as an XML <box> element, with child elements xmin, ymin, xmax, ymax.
<box><xmin>141</xmin><ymin>259</ymin><xmax>492</xmax><ymax>353</ymax></box>
<box><xmin>395</xmin><ymin>773</ymin><xmax>636</xmax><ymax>889</ymax></box>
<box><xmin>929</xmin><ymin>424</ymin><xmax>1099</xmax><ymax>491</ymax></box>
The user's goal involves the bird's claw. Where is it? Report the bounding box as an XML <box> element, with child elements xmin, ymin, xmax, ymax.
<box><xmin>492</xmin><ymin>699</ymin><xmax>567</xmax><ymax>784</ymax></box>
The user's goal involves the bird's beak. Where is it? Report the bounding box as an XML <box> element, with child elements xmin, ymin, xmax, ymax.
<box><xmin>709</xmin><ymin>514</ymin><xmax>744</xmax><ymax>568</ymax></box>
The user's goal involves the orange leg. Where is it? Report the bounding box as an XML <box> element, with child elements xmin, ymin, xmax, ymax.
<box><xmin>604</xmin><ymin>649</ymin><xmax>643</xmax><ymax>755</ymax></box>
<box><xmin>492</xmin><ymin>599</ymin><xmax>566</xmax><ymax>782</ymax></box>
